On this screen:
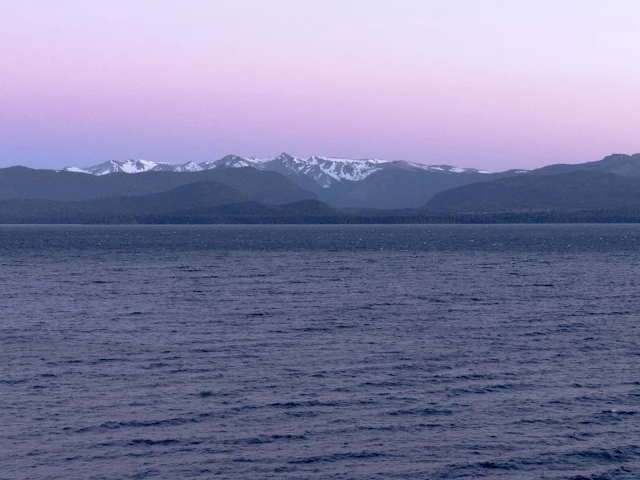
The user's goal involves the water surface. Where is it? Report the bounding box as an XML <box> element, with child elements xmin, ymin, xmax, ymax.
<box><xmin>1</xmin><ymin>225</ymin><xmax>639</xmax><ymax>479</ymax></box>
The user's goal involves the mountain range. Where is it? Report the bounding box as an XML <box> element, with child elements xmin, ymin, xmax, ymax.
<box><xmin>424</xmin><ymin>153</ymin><xmax>640</xmax><ymax>214</ymax></box>
<box><xmin>61</xmin><ymin>153</ymin><xmax>522</xmax><ymax>209</ymax></box>
<box><xmin>1</xmin><ymin>152</ymin><xmax>639</xmax><ymax>223</ymax></box>
<box><xmin>63</xmin><ymin>153</ymin><xmax>493</xmax><ymax>181</ymax></box>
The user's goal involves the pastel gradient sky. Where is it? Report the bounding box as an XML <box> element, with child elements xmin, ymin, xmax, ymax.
<box><xmin>1</xmin><ymin>0</ymin><xmax>639</xmax><ymax>170</ymax></box>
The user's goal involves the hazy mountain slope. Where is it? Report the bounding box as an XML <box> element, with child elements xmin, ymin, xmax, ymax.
<box><xmin>424</xmin><ymin>171</ymin><xmax>640</xmax><ymax>212</ymax></box>
<box><xmin>85</xmin><ymin>182</ymin><xmax>245</xmax><ymax>215</ymax></box>
<box><xmin>324</xmin><ymin>164</ymin><xmax>520</xmax><ymax>208</ymax></box>
<box><xmin>0</xmin><ymin>182</ymin><xmax>246</xmax><ymax>222</ymax></box>
<box><xmin>0</xmin><ymin>183</ymin><xmax>340</xmax><ymax>224</ymax></box>
<box><xmin>532</xmin><ymin>153</ymin><xmax>640</xmax><ymax>177</ymax></box>
<box><xmin>204</xmin><ymin>168</ymin><xmax>317</xmax><ymax>204</ymax></box>
<box><xmin>0</xmin><ymin>166</ymin><xmax>316</xmax><ymax>204</ymax></box>
<box><xmin>147</xmin><ymin>199</ymin><xmax>344</xmax><ymax>224</ymax></box>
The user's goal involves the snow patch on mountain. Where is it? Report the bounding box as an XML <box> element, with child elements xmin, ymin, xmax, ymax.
<box><xmin>64</xmin><ymin>159</ymin><xmax>205</xmax><ymax>175</ymax></box>
<box><xmin>411</xmin><ymin>163</ymin><xmax>490</xmax><ymax>174</ymax></box>
<box><xmin>64</xmin><ymin>167</ymin><xmax>91</xmax><ymax>174</ymax></box>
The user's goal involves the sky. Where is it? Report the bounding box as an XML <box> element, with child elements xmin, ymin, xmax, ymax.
<box><xmin>1</xmin><ymin>0</ymin><xmax>639</xmax><ymax>171</ymax></box>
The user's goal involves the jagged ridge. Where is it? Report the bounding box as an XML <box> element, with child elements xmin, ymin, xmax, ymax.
<box><xmin>63</xmin><ymin>153</ymin><xmax>493</xmax><ymax>189</ymax></box>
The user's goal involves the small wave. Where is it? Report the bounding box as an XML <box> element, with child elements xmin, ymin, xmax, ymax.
<box><xmin>562</xmin><ymin>445</ymin><xmax>640</xmax><ymax>465</ymax></box>
<box><xmin>389</xmin><ymin>408</ymin><xmax>453</xmax><ymax>416</ymax></box>
<box><xmin>601</xmin><ymin>409</ymin><xmax>637</xmax><ymax>416</ymax></box>
<box><xmin>230</xmin><ymin>434</ymin><xmax>307</xmax><ymax>446</ymax></box>
<box><xmin>288</xmin><ymin>451</ymin><xmax>386</xmax><ymax>464</ymax></box>
<box><xmin>77</xmin><ymin>416</ymin><xmax>201</xmax><ymax>433</ymax></box>
<box><xmin>269</xmin><ymin>400</ymin><xmax>343</xmax><ymax>409</ymax></box>
<box><xmin>477</xmin><ymin>461</ymin><xmax>520</xmax><ymax>470</ymax></box>
<box><xmin>285</xmin><ymin>411</ymin><xmax>318</xmax><ymax>418</ymax></box>
<box><xmin>128</xmin><ymin>438</ymin><xmax>181</xmax><ymax>446</ymax></box>
<box><xmin>0</xmin><ymin>378</ymin><xmax>29</xmax><ymax>385</ymax></box>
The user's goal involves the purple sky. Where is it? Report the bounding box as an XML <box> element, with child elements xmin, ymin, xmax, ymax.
<box><xmin>1</xmin><ymin>0</ymin><xmax>639</xmax><ymax>171</ymax></box>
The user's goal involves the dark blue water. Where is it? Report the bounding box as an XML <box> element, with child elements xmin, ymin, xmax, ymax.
<box><xmin>1</xmin><ymin>225</ymin><xmax>639</xmax><ymax>479</ymax></box>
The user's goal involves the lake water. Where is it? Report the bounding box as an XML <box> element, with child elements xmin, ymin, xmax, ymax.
<box><xmin>1</xmin><ymin>225</ymin><xmax>639</xmax><ymax>479</ymax></box>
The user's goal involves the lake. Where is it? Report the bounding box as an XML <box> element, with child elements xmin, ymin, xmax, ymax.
<box><xmin>1</xmin><ymin>225</ymin><xmax>639</xmax><ymax>479</ymax></box>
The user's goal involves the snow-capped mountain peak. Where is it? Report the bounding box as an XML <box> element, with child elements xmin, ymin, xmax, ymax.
<box><xmin>275</xmin><ymin>152</ymin><xmax>296</xmax><ymax>161</ymax></box>
<box><xmin>152</xmin><ymin>161</ymin><xmax>203</xmax><ymax>173</ymax></box>
<box><xmin>214</xmin><ymin>155</ymin><xmax>260</xmax><ymax>168</ymax></box>
<box><xmin>63</xmin><ymin>159</ymin><xmax>204</xmax><ymax>175</ymax></box>
<box><xmin>64</xmin><ymin>159</ymin><xmax>161</xmax><ymax>176</ymax></box>
<box><xmin>116</xmin><ymin>159</ymin><xmax>158</xmax><ymax>174</ymax></box>
<box><xmin>63</xmin><ymin>154</ymin><xmax>500</xmax><ymax>188</ymax></box>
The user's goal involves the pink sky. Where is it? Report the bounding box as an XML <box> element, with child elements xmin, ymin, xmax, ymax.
<box><xmin>1</xmin><ymin>0</ymin><xmax>639</xmax><ymax>171</ymax></box>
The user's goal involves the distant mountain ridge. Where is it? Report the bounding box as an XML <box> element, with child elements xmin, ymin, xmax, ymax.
<box><xmin>63</xmin><ymin>153</ymin><xmax>493</xmax><ymax>187</ymax></box>
<box><xmin>60</xmin><ymin>153</ymin><xmax>507</xmax><ymax>208</ymax></box>
<box><xmin>424</xmin><ymin>154</ymin><xmax>640</xmax><ymax>214</ymax></box>
<box><xmin>532</xmin><ymin>153</ymin><xmax>640</xmax><ymax>177</ymax></box>
<box><xmin>2</xmin><ymin>151</ymin><xmax>638</xmax><ymax>215</ymax></box>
